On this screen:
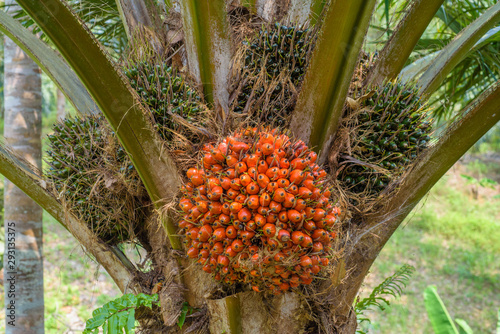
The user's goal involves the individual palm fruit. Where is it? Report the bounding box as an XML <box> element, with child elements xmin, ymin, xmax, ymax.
<box><xmin>178</xmin><ymin>128</ymin><xmax>340</xmax><ymax>295</ymax></box>
<box><xmin>337</xmin><ymin>81</ymin><xmax>432</xmax><ymax>195</ymax></box>
<box><xmin>46</xmin><ymin>115</ymin><xmax>149</xmax><ymax>243</ymax></box>
<box><xmin>230</xmin><ymin>23</ymin><xmax>315</xmax><ymax>127</ymax></box>
<box><xmin>124</xmin><ymin>61</ymin><xmax>203</xmax><ymax>142</ymax></box>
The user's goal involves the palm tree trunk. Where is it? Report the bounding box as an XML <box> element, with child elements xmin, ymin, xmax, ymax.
<box><xmin>3</xmin><ymin>2</ymin><xmax>44</xmax><ymax>332</ymax></box>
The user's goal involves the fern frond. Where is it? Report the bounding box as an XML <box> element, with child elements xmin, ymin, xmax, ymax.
<box><xmin>355</xmin><ymin>264</ymin><xmax>415</xmax><ymax>328</ymax></box>
<box><xmin>83</xmin><ymin>293</ymin><xmax>158</xmax><ymax>334</ymax></box>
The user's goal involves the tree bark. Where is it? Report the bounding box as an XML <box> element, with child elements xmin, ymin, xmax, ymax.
<box><xmin>3</xmin><ymin>1</ymin><xmax>44</xmax><ymax>332</ymax></box>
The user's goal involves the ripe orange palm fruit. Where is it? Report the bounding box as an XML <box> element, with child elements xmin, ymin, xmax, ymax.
<box><xmin>178</xmin><ymin>128</ymin><xmax>341</xmax><ymax>295</ymax></box>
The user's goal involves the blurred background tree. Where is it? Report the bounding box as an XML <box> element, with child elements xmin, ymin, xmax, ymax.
<box><xmin>2</xmin><ymin>0</ymin><xmax>43</xmax><ymax>332</ymax></box>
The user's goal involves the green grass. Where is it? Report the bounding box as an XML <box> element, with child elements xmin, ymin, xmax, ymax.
<box><xmin>359</xmin><ymin>166</ymin><xmax>500</xmax><ymax>333</ymax></box>
<box><xmin>465</xmin><ymin>159</ymin><xmax>500</xmax><ymax>184</ymax></box>
<box><xmin>43</xmin><ymin>211</ymin><xmax>120</xmax><ymax>333</ymax></box>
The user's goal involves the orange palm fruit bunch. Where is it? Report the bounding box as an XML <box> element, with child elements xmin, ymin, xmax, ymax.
<box><xmin>178</xmin><ymin>127</ymin><xmax>341</xmax><ymax>295</ymax></box>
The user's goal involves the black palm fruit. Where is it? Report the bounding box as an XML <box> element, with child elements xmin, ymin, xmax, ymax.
<box><xmin>231</xmin><ymin>22</ymin><xmax>315</xmax><ymax>127</ymax></box>
<box><xmin>123</xmin><ymin>61</ymin><xmax>204</xmax><ymax>142</ymax></box>
<box><xmin>46</xmin><ymin>115</ymin><xmax>149</xmax><ymax>244</ymax></box>
<box><xmin>338</xmin><ymin>81</ymin><xmax>433</xmax><ymax>195</ymax></box>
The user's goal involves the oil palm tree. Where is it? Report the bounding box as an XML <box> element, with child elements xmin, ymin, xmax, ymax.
<box><xmin>0</xmin><ymin>0</ymin><xmax>499</xmax><ymax>333</ymax></box>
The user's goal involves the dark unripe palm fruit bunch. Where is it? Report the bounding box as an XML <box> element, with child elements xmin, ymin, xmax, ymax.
<box><xmin>338</xmin><ymin>81</ymin><xmax>432</xmax><ymax>195</ymax></box>
<box><xmin>46</xmin><ymin>115</ymin><xmax>148</xmax><ymax>244</ymax></box>
<box><xmin>178</xmin><ymin>128</ymin><xmax>340</xmax><ymax>295</ymax></box>
<box><xmin>124</xmin><ymin>61</ymin><xmax>203</xmax><ymax>142</ymax></box>
<box><xmin>232</xmin><ymin>23</ymin><xmax>314</xmax><ymax>127</ymax></box>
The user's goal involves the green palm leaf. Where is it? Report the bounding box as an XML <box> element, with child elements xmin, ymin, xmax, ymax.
<box><xmin>369</xmin><ymin>0</ymin><xmax>500</xmax><ymax>120</ymax></box>
<box><xmin>414</xmin><ymin>1</ymin><xmax>500</xmax><ymax>119</ymax></box>
<box><xmin>455</xmin><ymin>319</ymin><xmax>474</xmax><ymax>334</ymax></box>
<box><xmin>424</xmin><ymin>286</ymin><xmax>459</xmax><ymax>334</ymax></box>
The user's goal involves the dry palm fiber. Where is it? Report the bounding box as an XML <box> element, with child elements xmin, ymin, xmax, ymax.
<box><xmin>177</xmin><ymin>127</ymin><xmax>342</xmax><ymax>295</ymax></box>
<box><xmin>330</xmin><ymin>80</ymin><xmax>433</xmax><ymax>212</ymax></box>
<box><xmin>349</xmin><ymin>51</ymin><xmax>378</xmax><ymax>97</ymax></box>
<box><xmin>229</xmin><ymin>22</ymin><xmax>317</xmax><ymax>128</ymax></box>
<box><xmin>228</xmin><ymin>4</ymin><xmax>264</xmax><ymax>54</ymax></box>
<box><xmin>46</xmin><ymin>115</ymin><xmax>150</xmax><ymax>244</ymax></box>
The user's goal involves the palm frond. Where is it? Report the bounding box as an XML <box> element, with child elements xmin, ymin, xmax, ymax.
<box><xmin>428</xmin><ymin>43</ymin><xmax>500</xmax><ymax>120</ymax></box>
<box><xmin>413</xmin><ymin>1</ymin><xmax>500</xmax><ymax>119</ymax></box>
<box><xmin>367</xmin><ymin>0</ymin><xmax>412</xmax><ymax>49</ymax></box>
<box><xmin>368</xmin><ymin>0</ymin><xmax>499</xmax><ymax>120</ymax></box>
<box><xmin>4</xmin><ymin>0</ymin><xmax>127</xmax><ymax>55</ymax></box>
<box><xmin>72</xmin><ymin>0</ymin><xmax>127</xmax><ymax>53</ymax></box>
<box><xmin>0</xmin><ymin>9</ymin><xmax>100</xmax><ymax>116</ymax></box>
